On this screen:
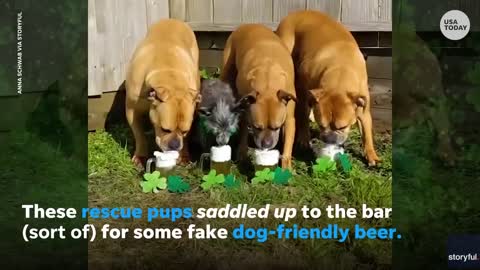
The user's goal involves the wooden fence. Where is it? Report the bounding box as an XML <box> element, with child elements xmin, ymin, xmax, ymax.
<box><xmin>88</xmin><ymin>0</ymin><xmax>392</xmax><ymax>96</ymax></box>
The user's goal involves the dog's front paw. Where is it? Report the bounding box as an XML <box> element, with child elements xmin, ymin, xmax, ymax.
<box><xmin>178</xmin><ymin>154</ymin><xmax>190</xmax><ymax>165</ymax></box>
<box><xmin>281</xmin><ymin>156</ymin><xmax>292</xmax><ymax>169</ymax></box>
<box><xmin>132</xmin><ymin>155</ymin><xmax>147</xmax><ymax>170</ymax></box>
<box><xmin>365</xmin><ymin>149</ymin><xmax>380</xmax><ymax>167</ymax></box>
<box><xmin>296</xmin><ymin>131</ymin><xmax>311</xmax><ymax>149</ymax></box>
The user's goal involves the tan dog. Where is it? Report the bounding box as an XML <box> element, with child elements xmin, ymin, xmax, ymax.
<box><xmin>220</xmin><ymin>24</ymin><xmax>297</xmax><ymax>169</ymax></box>
<box><xmin>276</xmin><ymin>10</ymin><xmax>380</xmax><ymax>166</ymax></box>
<box><xmin>125</xmin><ymin>19</ymin><xmax>200</xmax><ymax>167</ymax></box>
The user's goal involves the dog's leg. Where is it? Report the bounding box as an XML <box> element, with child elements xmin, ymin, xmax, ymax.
<box><xmin>281</xmin><ymin>102</ymin><xmax>296</xmax><ymax>169</ymax></box>
<box><xmin>178</xmin><ymin>134</ymin><xmax>191</xmax><ymax>165</ymax></box>
<box><xmin>357</xmin><ymin>103</ymin><xmax>380</xmax><ymax>166</ymax></box>
<box><xmin>237</xmin><ymin>113</ymin><xmax>249</xmax><ymax>163</ymax></box>
<box><xmin>126</xmin><ymin>101</ymin><xmax>148</xmax><ymax>168</ymax></box>
<box><xmin>294</xmin><ymin>93</ymin><xmax>311</xmax><ymax>149</ymax></box>
<box><xmin>179</xmin><ymin>135</ymin><xmax>191</xmax><ymax>164</ymax></box>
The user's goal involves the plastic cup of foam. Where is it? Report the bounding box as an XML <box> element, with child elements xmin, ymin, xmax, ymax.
<box><xmin>210</xmin><ymin>145</ymin><xmax>232</xmax><ymax>162</ymax></box>
<box><xmin>154</xmin><ymin>150</ymin><xmax>179</xmax><ymax>169</ymax></box>
<box><xmin>319</xmin><ymin>144</ymin><xmax>344</xmax><ymax>161</ymax></box>
<box><xmin>210</xmin><ymin>145</ymin><xmax>232</xmax><ymax>175</ymax></box>
<box><xmin>254</xmin><ymin>149</ymin><xmax>280</xmax><ymax>169</ymax></box>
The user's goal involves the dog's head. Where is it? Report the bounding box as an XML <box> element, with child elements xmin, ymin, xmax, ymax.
<box><xmin>241</xmin><ymin>90</ymin><xmax>296</xmax><ymax>150</ymax></box>
<box><xmin>148</xmin><ymin>87</ymin><xmax>201</xmax><ymax>151</ymax></box>
<box><xmin>309</xmin><ymin>88</ymin><xmax>366</xmax><ymax>145</ymax></box>
<box><xmin>198</xmin><ymin>99</ymin><xmax>244</xmax><ymax>146</ymax></box>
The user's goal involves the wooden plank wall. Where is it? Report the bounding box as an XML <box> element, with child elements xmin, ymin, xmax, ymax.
<box><xmin>88</xmin><ymin>0</ymin><xmax>169</xmax><ymax>96</ymax></box>
<box><xmin>186</xmin><ymin>0</ymin><xmax>391</xmax><ymax>31</ymax></box>
<box><xmin>88</xmin><ymin>0</ymin><xmax>392</xmax><ymax>96</ymax></box>
<box><xmin>341</xmin><ymin>0</ymin><xmax>392</xmax><ymax>31</ymax></box>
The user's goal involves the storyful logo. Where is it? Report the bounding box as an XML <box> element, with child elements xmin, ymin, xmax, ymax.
<box><xmin>440</xmin><ymin>10</ymin><xmax>470</xmax><ymax>40</ymax></box>
<box><xmin>447</xmin><ymin>235</ymin><xmax>480</xmax><ymax>268</ymax></box>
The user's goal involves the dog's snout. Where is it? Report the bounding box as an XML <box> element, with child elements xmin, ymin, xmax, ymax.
<box><xmin>261</xmin><ymin>137</ymin><xmax>274</xmax><ymax>149</ymax></box>
<box><xmin>216</xmin><ymin>133</ymin><xmax>229</xmax><ymax>146</ymax></box>
<box><xmin>168</xmin><ymin>138</ymin><xmax>181</xmax><ymax>150</ymax></box>
<box><xmin>322</xmin><ymin>132</ymin><xmax>338</xmax><ymax>144</ymax></box>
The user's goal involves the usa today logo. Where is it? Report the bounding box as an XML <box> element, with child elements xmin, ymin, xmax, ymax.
<box><xmin>440</xmin><ymin>10</ymin><xmax>470</xmax><ymax>40</ymax></box>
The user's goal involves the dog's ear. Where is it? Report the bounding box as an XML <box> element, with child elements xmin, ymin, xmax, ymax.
<box><xmin>198</xmin><ymin>107</ymin><xmax>211</xmax><ymax>116</ymax></box>
<box><xmin>308</xmin><ymin>88</ymin><xmax>324</xmax><ymax>105</ymax></box>
<box><xmin>194</xmin><ymin>93</ymin><xmax>202</xmax><ymax>104</ymax></box>
<box><xmin>355</xmin><ymin>96</ymin><xmax>366</xmax><ymax>107</ymax></box>
<box><xmin>187</xmin><ymin>88</ymin><xmax>202</xmax><ymax>103</ymax></box>
<box><xmin>148</xmin><ymin>88</ymin><xmax>169</xmax><ymax>103</ymax></box>
<box><xmin>277</xmin><ymin>90</ymin><xmax>297</xmax><ymax>104</ymax></box>
<box><xmin>233</xmin><ymin>91</ymin><xmax>257</xmax><ymax>112</ymax></box>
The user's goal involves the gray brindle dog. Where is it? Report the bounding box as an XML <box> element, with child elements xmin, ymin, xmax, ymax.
<box><xmin>196</xmin><ymin>79</ymin><xmax>250</xmax><ymax>151</ymax></box>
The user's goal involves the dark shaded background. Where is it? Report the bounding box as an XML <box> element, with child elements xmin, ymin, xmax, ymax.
<box><xmin>1</xmin><ymin>0</ymin><xmax>479</xmax><ymax>269</ymax></box>
<box><xmin>393</xmin><ymin>1</ymin><xmax>480</xmax><ymax>269</ymax></box>
<box><xmin>0</xmin><ymin>1</ymin><xmax>87</xmax><ymax>269</ymax></box>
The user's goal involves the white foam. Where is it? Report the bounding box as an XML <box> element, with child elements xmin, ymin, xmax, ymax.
<box><xmin>211</xmin><ymin>145</ymin><xmax>232</xmax><ymax>162</ymax></box>
<box><xmin>254</xmin><ymin>149</ymin><xmax>280</xmax><ymax>166</ymax></box>
<box><xmin>153</xmin><ymin>151</ymin><xmax>179</xmax><ymax>168</ymax></box>
<box><xmin>319</xmin><ymin>144</ymin><xmax>344</xmax><ymax>160</ymax></box>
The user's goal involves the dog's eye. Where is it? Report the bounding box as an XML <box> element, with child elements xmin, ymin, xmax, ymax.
<box><xmin>270</xmin><ymin>127</ymin><xmax>280</xmax><ymax>131</ymax></box>
<box><xmin>181</xmin><ymin>130</ymin><xmax>188</xmax><ymax>136</ymax></box>
<box><xmin>161</xmin><ymin>127</ymin><xmax>172</xmax><ymax>133</ymax></box>
<box><xmin>337</xmin><ymin>125</ymin><xmax>348</xmax><ymax>131</ymax></box>
<box><xmin>253</xmin><ymin>125</ymin><xmax>263</xmax><ymax>131</ymax></box>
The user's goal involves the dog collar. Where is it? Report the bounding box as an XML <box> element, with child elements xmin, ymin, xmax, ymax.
<box><xmin>199</xmin><ymin>115</ymin><xmax>212</xmax><ymax>134</ymax></box>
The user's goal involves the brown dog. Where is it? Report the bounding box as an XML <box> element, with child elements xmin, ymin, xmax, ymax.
<box><xmin>220</xmin><ymin>24</ymin><xmax>297</xmax><ymax>169</ymax></box>
<box><xmin>276</xmin><ymin>10</ymin><xmax>380</xmax><ymax>166</ymax></box>
<box><xmin>125</xmin><ymin>19</ymin><xmax>200</xmax><ymax>167</ymax></box>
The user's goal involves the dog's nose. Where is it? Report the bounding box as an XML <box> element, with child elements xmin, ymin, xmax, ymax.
<box><xmin>322</xmin><ymin>133</ymin><xmax>338</xmax><ymax>144</ymax></box>
<box><xmin>216</xmin><ymin>134</ymin><xmax>229</xmax><ymax>146</ymax></box>
<box><xmin>168</xmin><ymin>139</ymin><xmax>181</xmax><ymax>151</ymax></box>
<box><xmin>261</xmin><ymin>137</ymin><xmax>274</xmax><ymax>149</ymax></box>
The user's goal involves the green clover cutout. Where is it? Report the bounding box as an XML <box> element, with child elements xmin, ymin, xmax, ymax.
<box><xmin>141</xmin><ymin>171</ymin><xmax>167</xmax><ymax>193</ymax></box>
<box><xmin>224</xmin><ymin>174</ymin><xmax>240</xmax><ymax>189</ymax></box>
<box><xmin>201</xmin><ymin>169</ymin><xmax>225</xmax><ymax>190</ymax></box>
<box><xmin>167</xmin><ymin>175</ymin><xmax>190</xmax><ymax>193</ymax></box>
<box><xmin>200</xmin><ymin>69</ymin><xmax>209</xmax><ymax>79</ymax></box>
<box><xmin>272</xmin><ymin>167</ymin><xmax>292</xmax><ymax>186</ymax></box>
<box><xmin>336</xmin><ymin>153</ymin><xmax>352</xmax><ymax>174</ymax></box>
<box><xmin>312</xmin><ymin>157</ymin><xmax>337</xmax><ymax>174</ymax></box>
<box><xmin>251</xmin><ymin>168</ymin><xmax>275</xmax><ymax>185</ymax></box>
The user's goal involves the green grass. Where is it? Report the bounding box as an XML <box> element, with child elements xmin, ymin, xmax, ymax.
<box><xmin>88</xmin><ymin>126</ymin><xmax>392</xmax><ymax>269</ymax></box>
<box><xmin>0</xmin><ymin>130</ymin><xmax>87</xmax><ymax>268</ymax></box>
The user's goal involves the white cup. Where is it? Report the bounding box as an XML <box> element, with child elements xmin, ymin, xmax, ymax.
<box><xmin>146</xmin><ymin>151</ymin><xmax>179</xmax><ymax>172</ymax></box>
<box><xmin>319</xmin><ymin>144</ymin><xmax>344</xmax><ymax>161</ymax></box>
<box><xmin>211</xmin><ymin>145</ymin><xmax>232</xmax><ymax>162</ymax></box>
<box><xmin>254</xmin><ymin>149</ymin><xmax>280</xmax><ymax>166</ymax></box>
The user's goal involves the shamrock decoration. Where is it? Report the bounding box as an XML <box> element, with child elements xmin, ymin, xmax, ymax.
<box><xmin>167</xmin><ymin>175</ymin><xmax>191</xmax><ymax>193</ymax></box>
<box><xmin>312</xmin><ymin>157</ymin><xmax>337</xmax><ymax>174</ymax></box>
<box><xmin>272</xmin><ymin>167</ymin><xmax>292</xmax><ymax>186</ymax></box>
<box><xmin>336</xmin><ymin>153</ymin><xmax>352</xmax><ymax>173</ymax></box>
<box><xmin>199</xmin><ymin>69</ymin><xmax>209</xmax><ymax>79</ymax></box>
<box><xmin>251</xmin><ymin>168</ymin><xmax>275</xmax><ymax>185</ymax></box>
<box><xmin>201</xmin><ymin>169</ymin><xmax>225</xmax><ymax>190</ymax></box>
<box><xmin>141</xmin><ymin>171</ymin><xmax>167</xmax><ymax>193</ymax></box>
<box><xmin>224</xmin><ymin>174</ymin><xmax>240</xmax><ymax>189</ymax></box>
